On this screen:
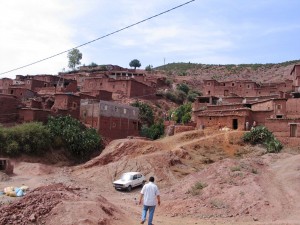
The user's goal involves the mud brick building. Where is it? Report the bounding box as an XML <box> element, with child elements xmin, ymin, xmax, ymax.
<box><xmin>18</xmin><ymin>108</ymin><xmax>50</xmax><ymax>123</ymax></box>
<box><xmin>203</xmin><ymin>79</ymin><xmax>293</xmax><ymax>97</ymax></box>
<box><xmin>193</xmin><ymin>65</ymin><xmax>300</xmax><ymax>146</ymax></box>
<box><xmin>81</xmin><ymin>77</ymin><xmax>155</xmax><ymax>99</ymax></box>
<box><xmin>51</xmin><ymin>93</ymin><xmax>81</xmax><ymax>119</ymax></box>
<box><xmin>0</xmin><ymin>94</ymin><xmax>20</xmax><ymax>124</ymax></box>
<box><xmin>0</xmin><ymin>78</ymin><xmax>13</xmax><ymax>94</ymax></box>
<box><xmin>80</xmin><ymin>100</ymin><xmax>139</xmax><ymax>140</ymax></box>
<box><xmin>8</xmin><ymin>87</ymin><xmax>35</xmax><ymax>100</ymax></box>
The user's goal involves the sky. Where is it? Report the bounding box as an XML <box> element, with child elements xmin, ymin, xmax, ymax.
<box><xmin>0</xmin><ymin>0</ymin><xmax>300</xmax><ymax>79</ymax></box>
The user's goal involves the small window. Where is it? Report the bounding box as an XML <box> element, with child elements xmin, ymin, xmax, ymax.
<box><xmin>232</xmin><ymin>83</ymin><xmax>235</xmax><ymax>86</ymax></box>
<box><xmin>115</xmin><ymin>106</ymin><xmax>118</xmax><ymax>112</ymax></box>
<box><xmin>277</xmin><ymin>104</ymin><xmax>282</xmax><ymax>110</ymax></box>
<box><xmin>207</xmin><ymin>82</ymin><xmax>211</xmax><ymax>86</ymax></box>
<box><xmin>104</xmin><ymin>105</ymin><xmax>108</xmax><ymax>110</ymax></box>
<box><xmin>247</xmin><ymin>85</ymin><xmax>250</xmax><ymax>88</ymax></box>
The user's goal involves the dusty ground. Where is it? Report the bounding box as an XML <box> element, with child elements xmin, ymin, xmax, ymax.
<box><xmin>1</xmin><ymin>129</ymin><xmax>300</xmax><ymax>225</ymax></box>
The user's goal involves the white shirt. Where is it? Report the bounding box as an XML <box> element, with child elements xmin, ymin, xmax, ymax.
<box><xmin>141</xmin><ymin>182</ymin><xmax>160</xmax><ymax>206</ymax></box>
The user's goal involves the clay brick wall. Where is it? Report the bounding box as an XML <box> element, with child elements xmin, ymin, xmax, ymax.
<box><xmin>37</xmin><ymin>87</ymin><xmax>56</xmax><ymax>95</ymax></box>
<box><xmin>8</xmin><ymin>88</ymin><xmax>35</xmax><ymax>100</ymax></box>
<box><xmin>81</xmin><ymin>78</ymin><xmax>155</xmax><ymax>99</ymax></box>
<box><xmin>24</xmin><ymin>79</ymin><xmax>49</xmax><ymax>91</ymax></box>
<box><xmin>0</xmin><ymin>94</ymin><xmax>19</xmax><ymax>123</ymax></box>
<box><xmin>18</xmin><ymin>108</ymin><xmax>50</xmax><ymax>123</ymax></box>
<box><xmin>52</xmin><ymin>94</ymin><xmax>80</xmax><ymax>119</ymax></box>
<box><xmin>33</xmin><ymin>75</ymin><xmax>60</xmax><ymax>83</ymax></box>
<box><xmin>207</xmin><ymin>104</ymin><xmax>245</xmax><ymax>111</ymax></box>
<box><xmin>196</xmin><ymin>114</ymin><xmax>247</xmax><ymax>130</ymax></box>
<box><xmin>0</xmin><ymin>78</ymin><xmax>13</xmax><ymax>94</ymax></box>
<box><xmin>80</xmin><ymin>90</ymin><xmax>112</xmax><ymax>101</ymax></box>
<box><xmin>81</xmin><ymin>77</ymin><xmax>109</xmax><ymax>92</ymax></box>
<box><xmin>265</xmin><ymin>118</ymin><xmax>300</xmax><ymax>146</ymax></box>
<box><xmin>251</xmin><ymin>101</ymin><xmax>274</xmax><ymax>111</ymax></box>
<box><xmin>286</xmin><ymin>98</ymin><xmax>300</xmax><ymax>118</ymax></box>
<box><xmin>174</xmin><ymin>125</ymin><xmax>195</xmax><ymax>134</ymax></box>
<box><xmin>98</xmin><ymin>116</ymin><xmax>139</xmax><ymax>139</ymax></box>
<box><xmin>203</xmin><ymin>79</ymin><xmax>292</xmax><ymax>98</ymax></box>
<box><xmin>80</xmin><ymin>100</ymin><xmax>139</xmax><ymax>139</ymax></box>
<box><xmin>128</xmin><ymin>79</ymin><xmax>156</xmax><ymax>99</ymax></box>
<box><xmin>222</xmin><ymin>97</ymin><xmax>244</xmax><ymax>104</ymax></box>
<box><xmin>251</xmin><ymin>111</ymin><xmax>273</xmax><ymax>126</ymax></box>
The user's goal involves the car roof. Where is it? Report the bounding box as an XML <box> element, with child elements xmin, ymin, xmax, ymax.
<box><xmin>122</xmin><ymin>172</ymin><xmax>142</xmax><ymax>175</ymax></box>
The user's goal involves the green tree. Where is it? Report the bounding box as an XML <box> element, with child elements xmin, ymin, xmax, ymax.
<box><xmin>131</xmin><ymin>101</ymin><xmax>154</xmax><ymax>126</ymax></box>
<box><xmin>129</xmin><ymin>59</ymin><xmax>141</xmax><ymax>69</ymax></box>
<box><xmin>145</xmin><ymin>64</ymin><xmax>153</xmax><ymax>72</ymax></box>
<box><xmin>47</xmin><ymin>115</ymin><xmax>102</xmax><ymax>160</ymax></box>
<box><xmin>172</xmin><ymin>103</ymin><xmax>192</xmax><ymax>124</ymax></box>
<box><xmin>68</xmin><ymin>48</ymin><xmax>83</xmax><ymax>69</ymax></box>
<box><xmin>140</xmin><ymin>120</ymin><xmax>164</xmax><ymax>140</ymax></box>
<box><xmin>88</xmin><ymin>62</ymin><xmax>98</xmax><ymax>67</ymax></box>
<box><xmin>243</xmin><ymin>126</ymin><xmax>283</xmax><ymax>153</ymax></box>
<box><xmin>177</xmin><ymin>83</ymin><xmax>190</xmax><ymax>94</ymax></box>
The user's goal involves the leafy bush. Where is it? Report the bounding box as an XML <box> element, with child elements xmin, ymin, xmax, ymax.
<box><xmin>175</xmin><ymin>90</ymin><xmax>187</xmax><ymax>104</ymax></box>
<box><xmin>140</xmin><ymin>121</ymin><xmax>164</xmax><ymax>140</ymax></box>
<box><xmin>164</xmin><ymin>79</ymin><xmax>172</xmax><ymax>86</ymax></box>
<box><xmin>243</xmin><ymin>126</ymin><xmax>283</xmax><ymax>153</ymax></box>
<box><xmin>0</xmin><ymin>122</ymin><xmax>51</xmax><ymax>156</ymax></box>
<box><xmin>47</xmin><ymin>115</ymin><xmax>102</xmax><ymax>160</ymax></box>
<box><xmin>165</xmin><ymin>91</ymin><xmax>178</xmax><ymax>103</ymax></box>
<box><xmin>171</xmin><ymin>103</ymin><xmax>192</xmax><ymax>124</ymax></box>
<box><xmin>177</xmin><ymin>84</ymin><xmax>190</xmax><ymax>94</ymax></box>
<box><xmin>131</xmin><ymin>101</ymin><xmax>154</xmax><ymax>126</ymax></box>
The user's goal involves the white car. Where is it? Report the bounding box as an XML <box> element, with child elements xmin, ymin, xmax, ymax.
<box><xmin>113</xmin><ymin>172</ymin><xmax>146</xmax><ymax>191</ymax></box>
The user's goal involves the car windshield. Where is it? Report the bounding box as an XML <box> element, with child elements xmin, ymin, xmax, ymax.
<box><xmin>120</xmin><ymin>174</ymin><xmax>132</xmax><ymax>181</ymax></box>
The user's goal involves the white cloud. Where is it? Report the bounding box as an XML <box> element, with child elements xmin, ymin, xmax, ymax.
<box><xmin>0</xmin><ymin>0</ymin><xmax>90</xmax><ymax>78</ymax></box>
<box><xmin>1</xmin><ymin>1</ymin><xmax>299</xmax><ymax>78</ymax></box>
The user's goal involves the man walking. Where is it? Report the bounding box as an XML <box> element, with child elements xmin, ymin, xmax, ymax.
<box><xmin>139</xmin><ymin>176</ymin><xmax>160</xmax><ymax>225</ymax></box>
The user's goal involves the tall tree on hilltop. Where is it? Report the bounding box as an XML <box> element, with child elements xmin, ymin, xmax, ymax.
<box><xmin>68</xmin><ymin>49</ymin><xmax>82</xmax><ymax>70</ymax></box>
<box><xmin>129</xmin><ymin>59</ymin><xmax>141</xmax><ymax>70</ymax></box>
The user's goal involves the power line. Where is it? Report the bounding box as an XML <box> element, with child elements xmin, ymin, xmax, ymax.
<box><xmin>0</xmin><ymin>0</ymin><xmax>196</xmax><ymax>76</ymax></box>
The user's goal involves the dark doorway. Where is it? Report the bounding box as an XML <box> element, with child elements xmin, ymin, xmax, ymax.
<box><xmin>290</xmin><ymin>124</ymin><xmax>297</xmax><ymax>137</ymax></box>
<box><xmin>232</xmin><ymin>119</ymin><xmax>238</xmax><ymax>130</ymax></box>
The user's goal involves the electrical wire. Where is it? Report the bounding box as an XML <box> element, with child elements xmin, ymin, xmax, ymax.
<box><xmin>0</xmin><ymin>0</ymin><xmax>196</xmax><ymax>76</ymax></box>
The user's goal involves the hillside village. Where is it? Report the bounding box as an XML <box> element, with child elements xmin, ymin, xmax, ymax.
<box><xmin>2</xmin><ymin>62</ymin><xmax>300</xmax><ymax>225</ymax></box>
<box><xmin>0</xmin><ymin>65</ymin><xmax>167</xmax><ymax>140</ymax></box>
<box><xmin>1</xmin><ymin>62</ymin><xmax>300</xmax><ymax>144</ymax></box>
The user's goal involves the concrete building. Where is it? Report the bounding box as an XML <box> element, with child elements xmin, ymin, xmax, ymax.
<box><xmin>80</xmin><ymin>100</ymin><xmax>139</xmax><ymax>140</ymax></box>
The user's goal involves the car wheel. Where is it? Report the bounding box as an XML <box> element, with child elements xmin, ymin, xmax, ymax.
<box><xmin>127</xmin><ymin>185</ymin><xmax>132</xmax><ymax>192</ymax></box>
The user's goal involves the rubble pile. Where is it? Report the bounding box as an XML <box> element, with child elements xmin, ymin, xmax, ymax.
<box><xmin>0</xmin><ymin>183</ymin><xmax>77</xmax><ymax>225</ymax></box>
